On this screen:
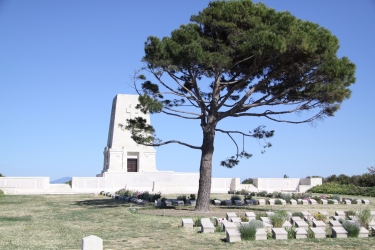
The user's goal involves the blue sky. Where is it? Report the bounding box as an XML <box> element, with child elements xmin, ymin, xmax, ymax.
<box><xmin>1</xmin><ymin>0</ymin><xmax>374</xmax><ymax>182</ymax></box>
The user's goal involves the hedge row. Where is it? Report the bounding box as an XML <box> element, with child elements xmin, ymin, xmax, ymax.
<box><xmin>308</xmin><ymin>182</ymin><xmax>375</xmax><ymax>196</ymax></box>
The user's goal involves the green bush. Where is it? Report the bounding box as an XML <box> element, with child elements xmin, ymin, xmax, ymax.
<box><xmin>0</xmin><ymin>189</ymin><xmax>4</xmax><ymax>196</ymax></box>
<box><xmin>328</xmin><ymin>200</ymin><xmax>334</xmax><ymax>204</ymax></box>
<box><xmin>357</xmin><ymin>208</ymin><xmax>373</xmax><ymax>229</ymax></box>
<box><xmin>257</xmin><ymin>190</ymin><xmax>267</xmax><ymax>197</ymax></box>
<box><xmin>332</xmin><ymin>194</ymin><xmax>340</xmax><ymax>202</ymax></box>
<box><xmin>274</xmin><ymin>199</ymin><xmax>282</xmax><ymax>205</ymax></box>
<box><xmin>176</xmin><ymin>195</ymin><xmax>187</xmax><ymax>203</ymax></box>
<box><xmin>342</xmin><ymin>221</ymin><xmax>360</xmax><ymax>237</ymax></box>
<box><xmin>308</xmin><ymin>182</ymin><xmax>375</xmax><ymax>196</ymax></box>
<box><xmin>239</xmin><ymin>220</ymin><xmax>264</xmax><ymax>240</ymax></box>
<box><xmin>193</xmin><ymin>218</ymin><xmax>201</xmax><ymax>227</ymax></box>
<box><xmin>256</xmin><ymin>212</ymin><xmax>268</xmax><ymax>220</ymax></box>
<box><xmin>243</xmin><ymin>194</ymin><xmax>252</xmax><ymax>201</ymax></box>
<box><xmin>281</xmin><ymin>193</ymin><xmax>292</xmax><ymax>203</ymax></box>
<box><xmin>345</xmin><ymin>210</ymin><xmax>356</xmax><ymax>218</ymax></box>
<box><xmin>231</xmin><ymin>195</ymin><xmax>242</xmax><ymax>203</ymax></box>
<box><xmin>285</xmin><ymin>226</ymin><xmax>297</xmax><ymax>239</ymax></box>
<box><xmin>270</xmin><ymin>211</ymin><xmax>287</xmax><ymax>228</ymax></box>
<box><xmin>351</xmin><ymin>199</ymin><xmax>358</xmax><ymax>204</ymax></box>
<box><xmin>292</xmin><ymin>212</ymin><xmax>303</xmax><ymax>219</ymax></box>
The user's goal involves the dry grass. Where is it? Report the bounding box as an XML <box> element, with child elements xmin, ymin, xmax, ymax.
<box><xmin>0</xmin><ymin>193</ymin><xmax>375</xmax><ymax>249</ymax></box>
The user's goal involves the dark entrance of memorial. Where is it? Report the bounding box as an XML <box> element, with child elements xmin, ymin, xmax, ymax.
<box><xmin>127</xmin><ymin>159</ymin><xmax>137</xmax><ymax>172</ymax></box>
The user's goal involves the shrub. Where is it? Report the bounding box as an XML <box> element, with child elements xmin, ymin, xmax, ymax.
<box><xmin>240</xmin><ymin>189</ymin><xmax>249</xmax><ymax>195</ymax></box>
<box><xmin>235</xmin><ymin>190</ymin><xmax>241</xmax><ymax>195</ymax></box>
<box><xmin>0</xmin><ymin>189</ymin><xmax>4</xmax><ymax>196</ymax></box>
<box><xmin>312</xmin><ymin>196</ymin><xmax>322</xmax><ymax>204</ymax></box>
<box><xmin>243</xmin><ymin>194</ymin><xmax>252</xmax><ymax>201</ymax></box>
<box><xmin>239</xmin><ymin>220</ymin><xmax>264</xmax><ymax>240</ymax></box>
<box><xmin>241</xmin><ymin>216</ymin><xmax>249</xmax><ymax>222</ymax></box>
<box><xmin>292</xmin><ymin>193</ymin><xmax>301</xmax><ymax>200</ymax></box>
<box><xmin>274</xmin><ymin>199</ymin><xmax>282</xmax><ymax>205</ymax></box>
<box><xmin>314</xmin><ymin>213</ymin><xmax>325</xmax><ymax>221</ymax></box>
<box><xmin>272</xmin><ymin>191</ymin><xmax>281</xmax><ymax>198</ymax></box>
<box><xmin>177</xmin><ymin>195</ymin><xmax>187</xmax><ymax>203</ymax></box>
<box><xmin>257</xmin><ymin>190</ymin><xmax>267</xmax><ymax>197</ymax></box>
<box><xmin>256</xmin><ymin>212</ymin><xmax>268</xmax><ymax>220</ymax></box>
<box><xmin>345</xmin><ymin>210</ymin><xmax>357</xmax><ymax>218</ymax></box>
<box><xmin>342</xmin><ymin>221</ymin><xmax>360</xmax><ymax>237</ymax></box>
<box><xmin>302</xmin><ymin>193</ymin><xmax>312</xmax><ymax>198</ymax></box>
<box><xmin>242</xmin><ymin>178</ymin><xmax>253</xmax><ymax>184</ymax></box>
<box><xmin>141</xmin><ymin>191</ymin><xmax>151</xmax><ymax>201</ymax></box>
<box><xmin>188</xmin><ymin>194</ymin><xmax>196</xmax><ymax>200</ymax></box>
<box><xmin>292</xmin><ymin>212</ymin><xmax>303</xmax><ymax>219</ymax></box>
<box><xmin>270</xmin><ymin>211</ymin><xmax>287</xmax><ymax>228</ymax></box>
<box><xmin>151</xmin><ymin>192</ymin><xmax>162</xmax><ymax>201</ymax></box>
<box><xmin>285</xmin><ymin>226</ymin><xmax>297</xmax><ymax>239</ymax></box>
<box><xmin>351</xmin><ymin>199</ymin><xmax>358</xmax><ymax>204</ymax></box>
<box><xmin>228</xmin><ymin>190</ymin><xmax>235</xmax><ymax>194</ymax></box>
<box><xmin>332</xmin><ymin>194</ymin><xmax>340</xmax><ymax>201</ymax></box>
<box><xmin>231</xmin><ymin>195</ymin><xmax>242</xmax><ymax>203</ymax></box>
<box><xmin>281</xmin><ymin>193</ymin><xmax>292</xmax><ymax>203</ymax></box>
<box><xmin>214</xmin><ymin>225</ymin><xmax>224</xmax><ymax>232</ymax></box>
<box><xmin>328</xmin><ymin>200</ymin><xmax>334</xmax><ymax>204</ymax></box>
<box><xmin>193</xmin><ymin>218</ymin><xmax>201</xmax><ymax>227</ymax></box>
<box><xmin>357</xmin><ymin>208</ymin><xmax>373</xmax><ymax>229</ymax></box>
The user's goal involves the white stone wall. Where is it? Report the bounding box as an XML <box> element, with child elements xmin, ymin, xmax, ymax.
<box><xmin>0</xmin><ymin>177</ymin><xmax>49</xmax><ymax>194</ymax></box>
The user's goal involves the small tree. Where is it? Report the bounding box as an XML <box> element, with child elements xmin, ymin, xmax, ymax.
<box><xmin>125</xmin><ymin>0</ymin><xmax>356</xmax><ymax>211</ymax></box>
<box><xmin>0</xmin><ymin>173</ymin><xmax>3</xmax><ymax>177</ymax></box>
<box><xmin>242</xmin><ymin>178</ymin><xmax>253</xmax><ymax>184</ymax></box>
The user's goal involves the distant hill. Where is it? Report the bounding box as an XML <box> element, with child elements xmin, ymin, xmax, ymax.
<box><xmin>51</xmin><ymin>177</ymin><xmax>71</xmax><ymax>184</ymax></box>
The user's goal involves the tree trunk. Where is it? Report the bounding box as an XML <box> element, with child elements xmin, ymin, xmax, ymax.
<box><xmin>195</xmin><ymin>122</ymin><xmax>216</xmax><ymax>212</ymax></box>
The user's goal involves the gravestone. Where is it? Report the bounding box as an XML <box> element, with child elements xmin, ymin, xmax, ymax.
<box><xmin>272</xmin><ymin>228</ymin><xmax>287</xmax><ymax>240</ymax></box>
<box><xmin>226</xmin><ymin>212</ymin><xmax>237</xmax><ymax>220</ymax></box>
<box><xmin>295</xmin><ymin>228</ymin><xmax>308</xmax><ymax>239</ymax></box>
<box><xmin>359</xmin><ymin>227</ymin><xmax>369</xmax><ymax>238</ymax></box>
<box><xmin>255</xmin><ymin>228</ymin><xmax>267</xmax><ymax>240</ymax></box>
<box><xmin>332</xmin><ymin>227</ymin><xmax>348</xmax><ymax>238</ymax></box>
<box><xmin>295</xmin><ymin>221</ymin><xmax>309</xmax><ymax>230</ymax></box>
<box><xmin>181</xmin><ymin>219</ymin><xmax>194</xmax><ymax>228</ymax></box>
<box><xmin>82</xmin><ymin>235</ymin><xmax>103</xmax><ymax>250</ymax></box>
<box><xmin>226</xmin><ymin>229</ymin><xmax>241</xmax><ymax>242</ymax></box>
<box><xmin>329</xmin><ymin>220</ymin><xmax>342</xmax><ymax>227</ymax></box>
<box><xmin>312</xmin><ymin>221</ymin><xmax>326</xmax><ymax>228</ymax></box>
<box><xmin>335</xmin><ymin>211</ymin><xmax>345</xmax><ymax>216</ymax></box>
<box><xmin>310</xmin><ymin>228</ymin><xmax>326</xmax><ymax>239</ymax></box>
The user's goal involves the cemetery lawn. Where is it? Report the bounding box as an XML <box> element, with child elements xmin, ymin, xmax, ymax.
<box><xmin>1</xmin><ymin>194</ymin><xmax>375</xmax><ymax>249</ymax></box>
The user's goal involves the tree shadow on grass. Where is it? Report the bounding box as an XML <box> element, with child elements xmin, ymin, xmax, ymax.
<box><xmin>74</xmin><ymin>198</ymin><xmax>131</xmax><ymax>209</ymax></box>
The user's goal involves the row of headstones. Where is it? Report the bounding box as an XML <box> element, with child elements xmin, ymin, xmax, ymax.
<box><xmin>181</xmin><ymin>210</ymin><xmax>375</xmax><ymax>243</ymax></box>
<box><xmin>99</xmin><ymin>191</ymin><xmax>197</xmax><ymax>206</ymax></box>
<box><xmin>213</xmin><ymin>198</ymin><xmax>371</xmax><ymax>206</ymax></box>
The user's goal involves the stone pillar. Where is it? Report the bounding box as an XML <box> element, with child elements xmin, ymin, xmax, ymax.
<box><xmin>100</xmin><ymin>94</ymin><xmax>157</xmax><ymax>175</ymax></box>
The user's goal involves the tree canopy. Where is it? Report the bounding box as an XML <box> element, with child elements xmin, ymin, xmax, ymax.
<box><xmin>126</xmin><ymin>0</ymin><xmax>356</xmax><ymax>211</ymax></box>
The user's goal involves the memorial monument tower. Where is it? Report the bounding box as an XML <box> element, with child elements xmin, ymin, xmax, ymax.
<box><xmin>99</xmin><ymin>94</ymin><xmax>157</xmax><ymax>176</ymax></box>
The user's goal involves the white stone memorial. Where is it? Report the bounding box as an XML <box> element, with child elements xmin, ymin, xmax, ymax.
<box><xmin>309</xmin><ymin>228</ymin><xmax>326</xmax><ymax>239</ymax></box>
<box><xmin>332</xmin><ymin>227</ymin><xmax>348</xmax><ymax>238</ymax></box>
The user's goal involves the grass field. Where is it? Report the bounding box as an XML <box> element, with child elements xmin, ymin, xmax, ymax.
<box><xmin>1</xmin><ymin>193</ymin><xmax>375</xmax><ymax>249</ymax></box>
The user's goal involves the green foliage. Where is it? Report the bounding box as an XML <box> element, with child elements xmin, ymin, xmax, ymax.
<box><xmin>176</xmin><ymin>195</ymin><xmax>187</xmax><ymax>203</ymax></box>
<box><xmin>257</xmin><ymin>191</ymin><xmax>267</xmax><ymax>197</ymax></box>
<box><xmin>357</xmin><ymin>208</ymin><xmax>373</xmax><ymax>229</ymax></box>
<box><xmin>0</xmin><ymin>173</ymin><xmax>4</xmax><ymax>177</ymax></box>
<box><xmin>281</xmin><ymin>193</ymin><xmax>292</xmax><ymax>203</ymax></box>
<box><xmin>342</xmin><ymin>221</ymin><xmax>360</xmax><ymax>238</ymax></box>
<box><xmin>239</xmin><ymin>220</ymin><xmax>264</xmax><ymax>240</ymax></box>
<box><xmin>256</xmin><ymin>212</ymin><xmax>268</xmax><ymax>221</ymax></box>
<box><xmin>345</xmin><ymin>210</ymin><xmax>356</xmax><ymax>218</ymax></box>
<box><xmin>313</xmin><ymin>214</ymin><xmax>325</xmax><ymax>221</ymax></box>
<box><xmin>241</xmin><ymin>216</ymin><xmax>249</xmax><ymax>222</ymax></box>
<box><xmin>274</xmin><ymin>199</ymin><xmax>282</xmax><ymax>205</ymax></box>
<box><xmin>242</xmin><ymin>178</ymin><xmax>253</xmax><ymax>184</ymax></box>
<box><xmin>324</xmin><ymin>173</ymin><xmax>375</xmax><ymax>187</ymax></box>
<box><xmin>292</xmin><ymin>212</ymin><xmax>303</xmax><ymax>219</ymax></box>
<box><xmin>309</xmin><ymin>182</ymin><xmax>375</xmax><ymax>196</ymax></box>
<box><xmin>328</xmin><ymin>200</ymin><xmax>334</xmax><ymax>204</ymax></box>
<box><xmin>231</xmin><ymin>195</ymin><xmax>242</xmax><ymax>203</ymax></box>
<box><xmin>285</xmin><ymin>226</ymin><xmax>297</xmax><ymax>239</ymax></box>
<box><xmin>269</xmin><ymin>211</ymin><xmax>287</xmax><ymax>228</ymax></box>
<box><xmin>332</xmin><ymin>194</ymin><xmax>341</xmax><ymax>201</ymax></box>
<box><xmin>0</xmin><ymin>189</ymin><xmax>4</xmax><ymax>197</ymax></box>
<box><xmin>193</xmin><ymin>218</ymin><xmax>201</xmax><ymax>227</ymax></box>
<box><xmin>188</xmin><ymin>194</ymin><xmax>196</xmax><ymax>200</ymax></box>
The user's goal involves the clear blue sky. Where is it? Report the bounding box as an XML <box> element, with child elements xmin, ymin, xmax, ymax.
<box><xmin>1</xmin><ymin>0</ymin><xmax>374</xmax><ymax>182</ymax></box>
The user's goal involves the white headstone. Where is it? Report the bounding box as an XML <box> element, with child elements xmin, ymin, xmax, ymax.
<box><xmin>82</xmin><ymin>235</ymin><xmax>103</xmax><ymax>250</ymax></box>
